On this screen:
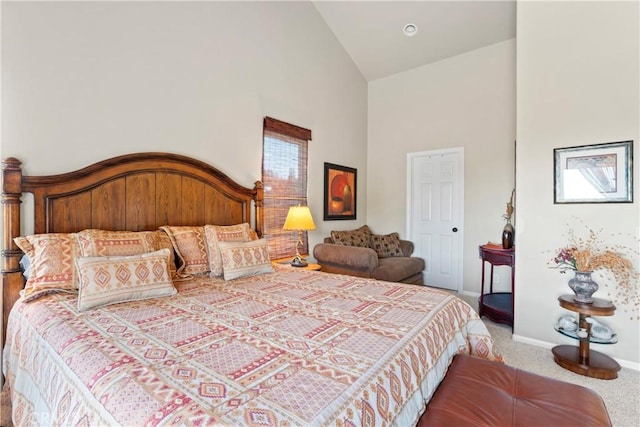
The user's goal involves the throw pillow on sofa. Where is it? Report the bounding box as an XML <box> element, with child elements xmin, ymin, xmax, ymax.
<box><xmin>331</xmin><ymin>225</ymin><xmax>372</xmax><ymax>248</ymax></box>
<box><xmin>371</xmin><ymin>232</ymin><xmax>404</xmax><ymax>257</ymax></box>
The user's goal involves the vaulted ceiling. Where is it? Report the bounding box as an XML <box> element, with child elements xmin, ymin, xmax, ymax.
<box><xmin>313</xmin><ymin>1</ymin><xmax>516</xmax><ymax>81</ymax></box>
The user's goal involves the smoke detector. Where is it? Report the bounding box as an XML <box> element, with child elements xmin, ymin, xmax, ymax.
<box><xmin>403</xmin><ymin>23</ymin><xmax>418</xmax><ymax>37</ymax></box>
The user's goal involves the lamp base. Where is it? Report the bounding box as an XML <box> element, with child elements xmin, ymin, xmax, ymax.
<box><xmin>290</xmin><ymin>255</ymin><xmax>308</xmax><ymax>268</ymax></box>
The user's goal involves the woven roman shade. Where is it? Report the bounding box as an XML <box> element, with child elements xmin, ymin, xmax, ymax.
<box><xmin>262</xmin><ymin>117</ymin><xmax>312</xmax><ymax>259</ymax></box>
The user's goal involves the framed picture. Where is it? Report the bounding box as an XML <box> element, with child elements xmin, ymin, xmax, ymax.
<box><xmin>324</xmin><ymin>162</ymin><xmax>357</xmax><ymax>220</ymax></box>
<box><xmin>554</xmin><ymin>140</ymin><xmax>633</xmax><ymax>204</ymax></box>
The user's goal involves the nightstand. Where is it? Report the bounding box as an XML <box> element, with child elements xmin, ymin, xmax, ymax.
<box><xmin>272</xmin><ymin>257</ymin><xmax>321</xmax><ymax>271</ymax></box>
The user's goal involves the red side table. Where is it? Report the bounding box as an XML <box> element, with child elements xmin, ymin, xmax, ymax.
<box><xmin>478</xmin><ymin>244</ymin><xmax>515</xmax><ymax>328</ymax></box>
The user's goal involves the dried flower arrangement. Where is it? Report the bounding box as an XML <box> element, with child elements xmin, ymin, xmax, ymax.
<box><xmin>550</xmin><ymin>220</ymin><xmax>639</xmax><ymax>319</ymax></box>
<box><xmin>503</xmin><ymin>189</ymin><xmax>515</xmax><ymax>223</ymax></box>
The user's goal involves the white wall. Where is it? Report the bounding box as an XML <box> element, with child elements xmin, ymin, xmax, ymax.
<box><xmin>0</xmin><ymin>1</ymin><xmax>368</xmax><ymax>249</ymax></box>
<box><xmin>368</xmin><ymin>39</ymin><xmax>516</xmax><ymax>294</ymax></box>
<box><xmin>517</xmin><ymin>1</ymin><xmax>639</xmax><ymax>367</ymax></box>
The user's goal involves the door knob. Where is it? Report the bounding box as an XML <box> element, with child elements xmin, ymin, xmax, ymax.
<box><xmin>452</xmin><ymin>227</ymin><xmax>458</xmax><ymax>232</ymax></box>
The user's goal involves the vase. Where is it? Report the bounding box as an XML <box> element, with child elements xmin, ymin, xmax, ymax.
<box><xmin>502</xmin><ymin>221</ymin><xmax>514</xmax><ymax>249</ymax></box>
<box><xmin>343</xmin><ymin>184</ymin><xmax>352</xmax><ymax>212</ymax></box>
<box><xmin>568</xmin><ymin>270</ymin><xmax>598</xmax><ymax>304</ymax></box>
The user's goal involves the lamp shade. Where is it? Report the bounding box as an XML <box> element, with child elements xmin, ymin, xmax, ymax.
<box><xmin>283</xmin><ymin>206</ymin><xmax>316</xmax><ymax>231</ymax></box>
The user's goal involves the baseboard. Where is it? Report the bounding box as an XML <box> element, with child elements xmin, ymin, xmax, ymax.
<box><xmin>511</xmin><ymin>334</ymin><xmax>640</xmax><ymax>372</ymax></box>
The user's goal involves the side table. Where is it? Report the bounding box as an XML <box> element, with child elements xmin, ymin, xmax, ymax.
<box><xmin>552</xmin><ymin>295</ymin><xmax>621</xmax><ymax>380</ymax></box>
<box><xmin>478</xmin><ymin>245</ymin><xmax>515</xmax><ymax>328</ymax></box>
<box><xmin>272</xmin><ymin>257</ymin><xmax>321</xmax><ymax>271</ymax></box>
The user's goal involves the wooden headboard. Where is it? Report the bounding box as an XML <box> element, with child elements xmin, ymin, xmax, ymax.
<box><xmin>2</xmin><ymin>152</ymin><xmax>263</xmax><ymax>342</ymax></box>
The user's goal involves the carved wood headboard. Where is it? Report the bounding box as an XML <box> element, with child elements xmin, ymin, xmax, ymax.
<box><xmin>1</xmin><ymin>152</ymin><xmax>263</xmax><ymax>343</ymax></box>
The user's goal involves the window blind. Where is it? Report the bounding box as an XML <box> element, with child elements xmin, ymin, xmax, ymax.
<box><xmin>262</xmin><ymin>117</ymin><xmax>312</xmax><ymax>260</ymax></box>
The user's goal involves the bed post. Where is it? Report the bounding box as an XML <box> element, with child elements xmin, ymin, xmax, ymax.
<box><xmin>2</xmin><ymin>157</ymin><xmax>24</xmax><ymax>347</ymax></box>
<box><xmin>254</xmin><ymin>180</ymin><xmax>264</xmax><ymax>238</ymax></box>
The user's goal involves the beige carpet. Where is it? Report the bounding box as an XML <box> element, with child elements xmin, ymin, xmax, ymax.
<box><xmin>2</xmin><ymin>299</ymin><xmax>638</xmax><ymax>426</ymax></box>
<box><xmin>0</xmin><ymin>384</ymin><xmax>10</xmax><ymax>427</ymax></box>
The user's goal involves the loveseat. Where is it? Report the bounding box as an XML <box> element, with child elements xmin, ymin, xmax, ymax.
<box><xmin>313</xmin><ymin>225</ymin><xmax>425</xmax><ymax>284</ymax></box>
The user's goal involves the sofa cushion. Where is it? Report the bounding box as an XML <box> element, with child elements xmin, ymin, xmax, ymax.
<box><xmin>373</xmin><ymin>256</ymin><xmax>425</xmax><ymax>283</ymax></box>
<box><xmin>331</xmin><ymin>225</ymin><xmax>371</xmax><ymax>248</ymax></box>
<box><xmin>371</xmin><ymin>232</ymin><xmax>404</xmax><ymax>258</ymax></box>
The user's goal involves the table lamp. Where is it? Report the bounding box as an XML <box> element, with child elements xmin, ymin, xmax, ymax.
<box><xmin>283</xmin><ymin>205</ymin><xmax>316</xmax><ymax>267</ymax></box>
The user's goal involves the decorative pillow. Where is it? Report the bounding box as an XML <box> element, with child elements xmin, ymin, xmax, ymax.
<box><xmin>77</xmin><ymin>229</ymin><xmax>156</xmax><ymax>257</ymax></box>
<box><xmin>76</xmin><ymin>248</ymin><xmax>176</xmax><ymax>311</ymax></box>
<box><xmin>14</xmin><ymin>233</ymin><xmax>81</xmax><ymax>302</ymax></box>
<box><xmin>248</xmin><ymin>228</ymin><xmax>259</xmax><ymax>240</ymax></box>
<box><xmin>152</xmin><ymin>230</ymin><xmax>178</xmax><ymax>278</ymax></box>
<box><xmin>160</xmin><ymin>226</ymin><xmax>209</xmax><ymax>275</ymax></box>
<box><xmin>331</xmin><ymin>225</ymin><xmax>372</xmax><ymax>248</ymax></box>
<box><xmin>218</xmin><ymin>239</ymin><xmax>273</xmax><ymax>281</ymax></box>
<box><xmin>77</xmin><ymin>228</ymin><xmax>179</xmax><ymax>278</ymax></box>
<box><xmin>371</xmin><ymin>232</ymin><xmax>405</xmax><ymax>258</ymax></box>
<box><xmin>204</xmin><ymin>223</ymin><xmax>254</xmax><ymax>277</ymax></box>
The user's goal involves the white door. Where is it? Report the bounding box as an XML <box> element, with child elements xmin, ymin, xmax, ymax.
<box><xmin>407</xmin><ymin>148</ymin><xmax>463</xmax><ymax>292</ymax></box>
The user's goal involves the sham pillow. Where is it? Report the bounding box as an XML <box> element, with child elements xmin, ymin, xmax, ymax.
<box><xmin>14</xmin><ymin>233</ymin><xmax>81</xmax><ymax>302</ymax></box>
<box><xmin>218</xmin><ymin>239</ymin><xmax>273</xmax><ymax>281</ymax></box>
<box><xmin>77</xmin><ymin>229</ymin><xmax>178</xmax><ymax>278</ymax></box>
<box><xmin>371</xmin><ymin>232</ymin><xmax>404</xmax><ymax>258</ymax></box>
<box><xmin>76</xmin><ymin>248</ymin><xmax>176</xmax><ymax>311</ymax></box>
<box><xmin>331</xmin><ymin>225</ymin><xmax>372</xmax><ymax>248</ymax></box>
<box><xmin>204</xmin><ymin>223</ymin><xmax>254</xmax><ymax>277</ymax></box>
<box><xmin>160</xmin><ymin>226</ymin><xmax>209</xmax><ymax>275</ymax></box>
<box><xmin>152</xmin><ymin>230</ymin><xmax>178</xmax><ymax>278</ymax></box>
<box><xmin>77</xmin><ymin>229</ymin><xmax>156</xmax><ymax>257</ymax></box>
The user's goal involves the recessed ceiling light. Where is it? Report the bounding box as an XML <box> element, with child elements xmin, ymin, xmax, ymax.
<box><xmin>403</xmin><ymin>23</ymin><xmax>418</xmax><ymax>37</ymax></box>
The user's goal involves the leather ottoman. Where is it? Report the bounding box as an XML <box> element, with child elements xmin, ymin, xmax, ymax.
<box><xmin>417</xmin><ymin>354</ymin><xmax>612</xmax><ymax>426</ymax></box>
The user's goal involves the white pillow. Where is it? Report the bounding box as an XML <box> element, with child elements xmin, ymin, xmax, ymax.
<box><xmin>76</xmin><ymin>248</ymin><xmax>176</xmax><ymax>311</ymax></box>
<box><xmin>218</xmin><ymin>239</ymin><xmax>273</xmax><ymax>281</ymax></box>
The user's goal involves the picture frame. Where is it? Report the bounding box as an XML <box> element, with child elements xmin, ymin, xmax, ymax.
<box><xmin>324</xmin><ymin>162</ymin><xmax>357</xmax><ymax>220</ymax></box>
<box><xmin>554</xmin><ymin>140</ymin><xmax>633</xmax><ymax>204</ymax></box>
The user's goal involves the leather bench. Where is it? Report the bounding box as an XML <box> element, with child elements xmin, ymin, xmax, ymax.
<box><xmin>417</xmin><ymin>354</ymin><xmax>612</xmax><ymax>427</ymax></box>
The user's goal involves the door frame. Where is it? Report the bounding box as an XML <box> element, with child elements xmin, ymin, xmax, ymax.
<box><xmin>406</xmin><ymin>147</ymin><xmax>464</xmax><ymax>293</ymax></box>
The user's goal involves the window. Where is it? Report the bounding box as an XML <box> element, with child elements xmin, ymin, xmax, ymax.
<box><xmin>261</xmin><ymin>117</ymin><xmax>312</xmax><ymax>259</ymax></box>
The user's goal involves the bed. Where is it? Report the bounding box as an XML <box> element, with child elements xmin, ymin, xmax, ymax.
<box><xmin>1</xmin><ymin>152</ymin><xmax>502</xmax><ymax>426</ymax></box>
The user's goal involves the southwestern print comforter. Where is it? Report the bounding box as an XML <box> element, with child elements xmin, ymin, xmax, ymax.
<box><xmin>3</xmin><ymin>267</ymin><xmax>502</xmax><ymax>426</ymax></box>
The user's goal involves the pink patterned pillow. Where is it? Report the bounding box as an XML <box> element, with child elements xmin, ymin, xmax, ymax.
<box><xmin>76</xmin><ymin>248</ymin><xmax>176</xmax><ymax>311</ymax></box>
<box><xmin>160</xmin><ymin>226</ymin><xmax>209</xmax><ymax>275</ymax></box>
<box><xmin>152</xmin><ymin>230</ymin><xmax>178</xmax><ymax>278</ymax></box>
<box><xmin>218</xmin><ymin>239</ymin><xmax>273</xmax><ymax>281</ymax></box>
<box><xmin>14</xmin><ymin>233</ymin><xmax>81</xmax><ymax>302</ymax></box>
<box><xmin>77</xmin><ymin>229</ymin><xmax>156</xmax><ymax>257</ymax></box>
<box><xmin>204</xmin><ymin>223</ymin><xmax>254</xmax><ymax>277</ymax></box>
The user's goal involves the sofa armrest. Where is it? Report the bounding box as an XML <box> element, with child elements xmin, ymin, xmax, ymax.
<box><xmin>313</xmin><ymin>243</ymin><xmax>379</xmax><ymax>273</ymax></box>
<box><xmin>399</xmin><ymin>240</ymin><xmax>414</xmax><ymax>257</ymax></box>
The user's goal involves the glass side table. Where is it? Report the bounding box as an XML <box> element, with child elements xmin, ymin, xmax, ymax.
<box><xmin>551</xmin><ymin>294</ymin><xmax>621</xmax><ymax>380</ymax></box>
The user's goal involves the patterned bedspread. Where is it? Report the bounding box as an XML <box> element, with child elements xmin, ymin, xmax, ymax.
<box><xmin>3</xmin><ymin>267</ymin><xmax>502</xmax><ymax>426</ymax></box>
